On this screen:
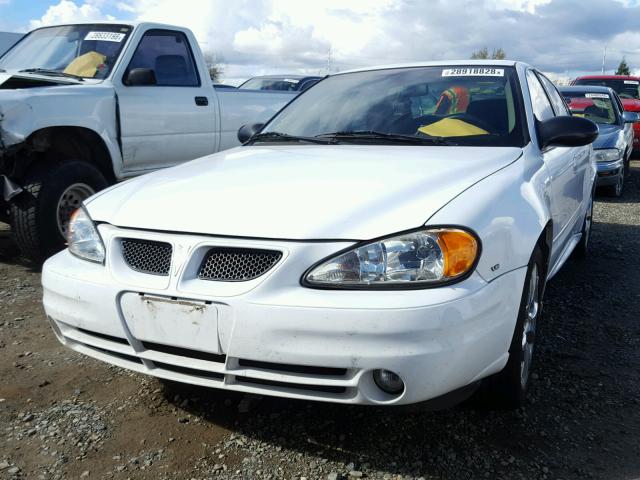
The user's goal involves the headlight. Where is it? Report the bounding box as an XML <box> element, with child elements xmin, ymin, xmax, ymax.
<box><xmin>593</xmin><ymin>148</ymin><xmax>621</xmax><ymax>163</ymax></box>
<box><xmin>303</xmin><ymin>227</ymin><xmax>480</xmax><ymax>289</ymax></box>
<box><xmin>67</xmin><ymin>207</ymin><xmax>105</xmax><ymax>263</ymax></box>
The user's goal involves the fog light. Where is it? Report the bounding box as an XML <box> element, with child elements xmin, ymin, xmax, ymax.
<box><xmin>373</xmin><ymin>369</ymin><xmax>404</xmax><ymax>395</ymax></box>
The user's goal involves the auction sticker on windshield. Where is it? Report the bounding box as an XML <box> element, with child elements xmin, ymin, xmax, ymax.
<box><xmin>442</xmin><ymin>67</ymin><xmax>504</xmax><ymax>77</ymax></box>
<box><xmin>585</xmin><ymin>93</ymin><xmax>609</xmax><ymax>99</ymax></box>
<box><xmin>624</xmin><ymin>80</ymin><xmax>639</xmax><ymax>85</ymax></box>
<box><xmin>84</xmin><ymin>31</ymin><xmax>126</xmax><ymax>42</ymax></box>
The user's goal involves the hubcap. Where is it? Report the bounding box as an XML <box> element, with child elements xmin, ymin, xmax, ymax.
<box><xmin>56</xmin><ymin>183</ymin><xmax>95</xmax><ymax>237</ymax></box>
<box><xmin>521</xmin><ymin>263</ymin><xmax>539</xmax><ymax>387</ymax></box>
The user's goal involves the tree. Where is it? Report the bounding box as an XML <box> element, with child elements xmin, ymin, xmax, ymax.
<box><xmin>616</xmin><ymin>57</ymin><xmax>631</xmax><ymax>76</ymax></box>
<box><xmin>203</xmin><ymin>50</ymin><xmax>225</xmax><ymax>82</ymax></box>
<box><xmin>471</xmin><ymin>47</ymin><xmax>506</xmax><ymax>60</ymax></box>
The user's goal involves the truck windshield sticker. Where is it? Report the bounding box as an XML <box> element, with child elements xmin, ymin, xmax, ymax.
<box><xmin>442</xmin><ymin>67</ymin><xmax>504</xmax><ymax>77</ymax></box>
<box><xmin>585</xmin><ymin>93</ymin><xmax>609</xmax><ymax>99</ymax></box>
<box><xmin>624</xmin><ymin>80</ymin><xmax>639</xmax><ymax>85</ymax></box>
<box><xmin>84</xmin><ymin>31</ymin><xmax>126</xmax><ymax>42</ymax></box>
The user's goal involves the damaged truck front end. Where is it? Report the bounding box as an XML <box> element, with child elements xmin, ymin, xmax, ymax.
<box><xmin>0</xmin><ymin>79</ymin><xmax>120</xmax><ymax>263</ymax></box>
<box><xmin>0</xmin><ymin>98</ymin><xmax>33</xmax><ymax>219</ymax></box>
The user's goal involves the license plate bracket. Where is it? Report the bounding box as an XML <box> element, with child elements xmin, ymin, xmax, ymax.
<box><xmin>120</xmin><ymin>293</ymin><xmax>220</xmax><ymax>354</ymax></box>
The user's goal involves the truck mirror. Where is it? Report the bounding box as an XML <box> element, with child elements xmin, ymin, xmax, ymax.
<box><xmin>238</xmin><ymin>123</ymin><xmax>264</xmax><ymax>143</ymax></box>
<box><xmin>125</xmin><ymin>68</ymin><xmax>157</xmax><ymax>86</ymax></box>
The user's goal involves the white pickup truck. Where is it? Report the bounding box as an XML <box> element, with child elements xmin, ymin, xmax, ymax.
<box><xmin>0</xmin><ymin>21</ymin><xmax>296</xmax><ymax>263</ymax></box>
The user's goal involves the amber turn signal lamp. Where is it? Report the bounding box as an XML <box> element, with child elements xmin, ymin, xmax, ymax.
<box><xmin>437</xmin><ymin>230</ymin><xmax>479</xmax><ymax>278</ymax></box>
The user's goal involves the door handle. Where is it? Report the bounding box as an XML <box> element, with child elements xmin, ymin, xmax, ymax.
<box><xmin>195</xmin><ymin>96</ymin><xmax>209</xmax><ymax>106</ymax></box>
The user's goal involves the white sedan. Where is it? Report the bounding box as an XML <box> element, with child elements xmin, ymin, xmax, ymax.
<box><xmin>42</xmin><ymin>60</ymin><xmax>598</xmax><ymax>409</ymax></box>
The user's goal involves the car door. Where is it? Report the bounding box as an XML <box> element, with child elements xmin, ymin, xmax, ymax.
<box><xmin>114</xmin><ymin>28</ymin><xmax>217</xmax><ymax>173</ymax></box>
<box><xmin>613</xmin><ymin>92</ymin><xmax>633</xmax><ymax>154</ymax></box>
<box><xmin>538</xmin><ymin>73</ymin><xmax>591</xmax><ymax>222</ymax></box>
<box><xmin>526</xmin><ymin>70</ymin><xmax>584</xmax><ymax>263</ymax></box>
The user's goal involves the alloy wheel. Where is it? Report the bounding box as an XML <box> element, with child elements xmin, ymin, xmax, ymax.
<box><xmin>521</xmin><ymin>263</ymin><xmax>539</xmax><ymax>387</ymax></box>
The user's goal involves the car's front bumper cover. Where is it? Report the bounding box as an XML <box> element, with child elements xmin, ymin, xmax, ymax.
<box><xmin>42</xmin><ymin>225</ymin><xmax>525</xmax><ymax>406</ymax></box>
<box><xmin>596</xmin><ymin>159</ymin><xmax>624</xmax><ymax>186</ymax></box>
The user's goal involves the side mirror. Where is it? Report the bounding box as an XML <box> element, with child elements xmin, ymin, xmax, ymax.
<box><xmin>125</xmin><ymin>68</ymin><xmax>156</xmax><ymax>86</ymax></box>
<box><xmin>623</xmin><ymin>111</ymin><xmax>639</xmax><ymax>123</ymax></box>
<box><xmin>237</xmin><ymin>123</ymin><xmax>264</xmax><ymax>143</ymax></box>
<box><xmin>538</xmin><ymin>116</ymin><xmax>598</xmax><ymax>149</ymax></box>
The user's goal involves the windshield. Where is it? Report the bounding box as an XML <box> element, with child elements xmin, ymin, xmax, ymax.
<box><xmin>562</xmin><ymin>92</ymin><xmax>617</xmax><ymax>125</ymax></box>
<box><xmin>0</xmin><ymin>24</ymin><xmax>133</xmax><ymax>79</ymax></box>
<box><xmin>574</xmin><ymin>78</ymin><xmax>640</xmax><ymax>100</ymax></box>
<box><xmin>241</xmin><ymin>77</ymin><xmax>302</xmax><ymax>91</ymax></box>
<box><xmin>262</xmin><ymin>66</ymin><xmax>526</xmax><ymax>147</ymax></box>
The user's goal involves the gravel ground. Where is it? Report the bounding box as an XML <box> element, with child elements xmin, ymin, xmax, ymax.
<box><xmin>1</xmin><ymin>162</ymin><xmax>639</xmax><ymax>480</ymax></box>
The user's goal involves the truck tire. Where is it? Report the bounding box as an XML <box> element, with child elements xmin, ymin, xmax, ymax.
<box><xmin>10</xmin><ymin>160</ymin><xmax>108</xmax><ymax>264</ymax></box>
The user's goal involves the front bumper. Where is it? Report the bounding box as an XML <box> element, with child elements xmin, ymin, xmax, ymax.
<box><xmin>42</xmin><ymin>225</ymin><xmax>525</xmax><ymax>406</ymax></box>
<box><xmin>596</xmin><ymin>159</ymin><xmax>623</xmax><ymax>186</ymax></box>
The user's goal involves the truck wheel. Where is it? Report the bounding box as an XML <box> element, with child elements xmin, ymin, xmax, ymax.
<box><xmin>10</xmin><ymin>160</ymin><xmax>108</xmax><ymax>264</ymax></box>
<box><xmin>477</xmin><ymin>247</ymin><xmax>544</xmax><ymax>409</ymax></box>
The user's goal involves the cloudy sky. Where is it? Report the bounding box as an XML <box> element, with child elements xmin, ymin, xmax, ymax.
<box><xmin>1</xmin><ymin>0</ymin><xmax>640</xmax><ymax>84</ymax></box>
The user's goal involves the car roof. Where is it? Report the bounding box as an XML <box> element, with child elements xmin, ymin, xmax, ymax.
<box><xmin>338</xmin><ymin>59</ymin><xmax>523</xmax><ymax>75</ymax></box>
<box><xmin>575</xmin><ymin>74</ymin><xmax>640</xmax><ymax>81</ymax></box>
<box><xmin>244</xmin><ymin>75</ymin><xmax>320</xmax><ymax>81</ymax></box>
<box><xmin>559</xmin><ymin>85</ymin><xmax>614</xmax><ymax>94</ymax></box>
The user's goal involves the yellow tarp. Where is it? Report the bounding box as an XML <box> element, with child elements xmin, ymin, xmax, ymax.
<box><xmin>418</xmin><ymin>118</ymin><xmax>489</xmax><ymax>137</ymax></box>
<box><xmin>63</xmin><ymin>51</ymin><xmax>106</xmax><ymax>78</ymax></box>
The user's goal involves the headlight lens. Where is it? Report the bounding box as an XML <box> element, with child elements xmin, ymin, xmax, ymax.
<box><xmin>303</xmin><ymin>228</ymin><xmax>479</xmax><ymax>288</ymax></box>
<box><xmin>67</xmin><ymin>207</ymin><xmax>105</xmax><ymax>263</ymax></box>
<box><xmin>593</xmin><ymin>148</ymin><xmax>621</xmax><ymax>163</ymax></box>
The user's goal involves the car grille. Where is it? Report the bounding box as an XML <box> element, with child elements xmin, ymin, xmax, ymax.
<box><xmin>121</xmin><ymin>239</ymin><xmax>172</xmax><ymax>276</ymax></box>
<box><xmin>198</xmin><ymin>247</ymin><xmax>282</xmax><ymax>282</ymax></box>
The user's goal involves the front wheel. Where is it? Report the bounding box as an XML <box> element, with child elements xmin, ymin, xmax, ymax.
<box><xmin>604</xmin><ymin>166</ymin><xmax>624</xmax><ymax>197</ymax></box>
<box><xmin>479</xmin><ymin>247</ymin><xmax>545</xmax><ymax>409</ymax></box>
<box><xmin>10</xmin><ymin>160</ymin><xmax>108</xmax><ymax>264</ymax></box>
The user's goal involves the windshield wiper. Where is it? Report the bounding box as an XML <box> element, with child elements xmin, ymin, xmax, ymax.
<box><xmin>247</xmin><ymin>131</ymin><xmax>337</xmax><ymax>145</ymax></box>
<box><xmin>18</xmin><ymin>68</ymin><xmax>85</xmax><ymax>82</ymax></box>
<box><xmin>315</xmin><ymin>130</ymin><xmax>458</xmax><ymax>146</ymax></box>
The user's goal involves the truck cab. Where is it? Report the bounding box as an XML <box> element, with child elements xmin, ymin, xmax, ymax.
<box><xmin>0</xmin><ymin>22</ymin><xmax>295</xmax><ymax>263</ymax></box>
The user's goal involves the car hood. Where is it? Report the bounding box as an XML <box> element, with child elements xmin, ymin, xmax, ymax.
<box><xmin>621</xmin><ymin>98</ymin><xmax>640</xmax><ymax>112</ymax></box>
<box><xmin>593</xmin><ymin>124</ymin><xmax>622</xmax><ymax>149</ymax></box>
<box><xmin>87</xmin><ymin>145</ymin><xmax>522</xmax><ymax>240</ymax></box>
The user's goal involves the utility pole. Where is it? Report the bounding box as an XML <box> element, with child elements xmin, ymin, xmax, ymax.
<box><xmin>601</xmin><ymin>43</ymin><xmax>607</xmax><ymax>74</ymax></box>
<box><xmin>326</xmin><ymin>46</ymin><xmax>333</xmax><ymax>74</ymax></box>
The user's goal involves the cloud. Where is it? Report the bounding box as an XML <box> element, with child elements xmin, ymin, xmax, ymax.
<box><xmin>25</xmin><ymin>0</ymin><xmax>640</xmax><ymax>82</ymax></box>
<box><xmin>29</xmin><ymin>0</ymin><xmax>114</xmax><ymax>30</ymax></box>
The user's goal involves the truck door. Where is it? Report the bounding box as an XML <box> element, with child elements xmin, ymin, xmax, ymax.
<box><xmin>115</xmin><ymin>28</ymin><xmax>217</xmax><ymax>173</ymax></box>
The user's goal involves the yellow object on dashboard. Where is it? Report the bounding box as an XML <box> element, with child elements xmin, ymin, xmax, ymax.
<box><xmin>418</xmin><ymin>118</ymin><xmax>489</xmax><ymax>137</ymax></box>
<box><xmin>63</xmin><ymin>51</ymin><xmax>106</xmax><ymax>78</ymax></box>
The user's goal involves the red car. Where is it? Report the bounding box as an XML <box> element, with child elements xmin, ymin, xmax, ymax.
<box><xmin>573</xmin><ymin>75</ymin><xmax>640</xmax><ymax>151</ymax></box>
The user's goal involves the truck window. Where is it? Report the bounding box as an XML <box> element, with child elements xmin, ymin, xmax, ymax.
<box><xmin>125</xmin><ymin>29</ymin><xmax>199</xmax><ymax>87</ymax></box>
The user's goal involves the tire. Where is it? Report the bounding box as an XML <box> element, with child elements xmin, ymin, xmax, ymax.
<box><xmin>574</xmin><ymin>189</ymin><xmax>594</xmax><ymax>259</ymax></box>
<box><xmin>10</xmin><ymin>160</ymin><xmax>108</xmax><ymax>265</ymax></box>
<box><xmin>604</xmin><ymin>165</ymin><xmax>624</xmax><ymax>197</ymax></box>
<box><xmin>479</xmin><ymin>247</ymin><xmax>545</xmax><ymax>409</ymax></box>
